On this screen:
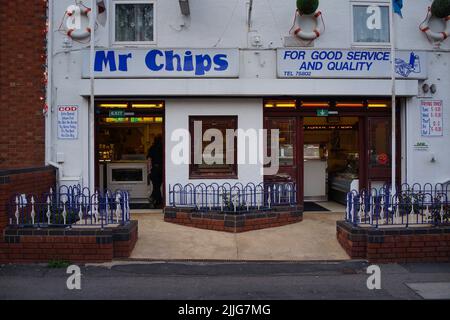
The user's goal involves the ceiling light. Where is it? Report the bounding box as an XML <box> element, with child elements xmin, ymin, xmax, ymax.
<box><xmin>99</xmin><ymin>103</ymin><xmax>128</xmax><ymax>108</ymax></box>
<box><xmin>301</xmin><ymin>102</ymin><xmax>330</xmax><ymax>107</ymax></box>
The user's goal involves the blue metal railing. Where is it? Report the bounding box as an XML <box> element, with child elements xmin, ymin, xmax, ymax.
<box><xmin>168</xmin><ymin>182</ymin><xmax>297</xmax><ymax>213</ymax></box>
<box><xmin>345</xmin><ymin>183</ymin><xmax>450</xmax><ymax>228</ymax></box>
<box><xmin>8</xmin><ymin>185</ymin><xmax>130</xmax><ymax>228</ymax></box>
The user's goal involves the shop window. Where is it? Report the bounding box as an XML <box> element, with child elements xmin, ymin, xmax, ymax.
<box><xmin>114</xmin><ymin>1</ymin><xmax>155</xmax><ymax>44</ymax></box>
<box><xmin>352</xmin><ymin>3</ymin><xmax>390</xmax><ymax>45</ymax></box>
<box><xmin>267</xmin><ymin>118</ymin><xmax>296</xmax><ymax>167</ymax></box>
<box><xmin>189</xmin><ymin>116</ymin><xmax>238</xmax><ymax>179</ymax></box>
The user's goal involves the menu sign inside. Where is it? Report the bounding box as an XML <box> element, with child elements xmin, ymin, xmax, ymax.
<box><xmin>420</xmin><ymin>100</ymin><xmax>443</xmax><ymax>137</ymax></box>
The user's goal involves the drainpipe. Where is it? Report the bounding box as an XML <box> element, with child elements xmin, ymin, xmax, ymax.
<box><xmin>88</xmin><ymin>0</ymin><xmax>97</xmax><ymax>191</ymax></box>
<box><xmin>248</xmin><ymin>0</ymin><xmax>253</xmax><ymax>31</ymax></box>
<box><xmin>45</xmin><ymin>0</ymin><xmax>64</xmax><ymax>184</ymax></box>
<box><xmin>45</xmin><ymin>0</ymin><xmax>54</xmax><ymax>167</ymax></box>
<box><xmin>390</xmin><ymin>4</ymin><xmax>397</xmax><ymax>196</ymax></box>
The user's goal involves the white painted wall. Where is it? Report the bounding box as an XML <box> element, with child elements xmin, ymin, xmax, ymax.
<box><xmin>47</xmin><ymin>0</ymin><xmax>450</xmax><ymax>194</ymax></box>
<box><xmin>165</xmin><ymin>98</ymin><xmax>264</xmax><ymax>203</ymax></box>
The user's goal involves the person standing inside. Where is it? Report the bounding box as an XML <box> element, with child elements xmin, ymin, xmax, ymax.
<box><xmin>147</xmin><ymin>135</ymin><xmax>163</xmax><ymax>207</ymax></box>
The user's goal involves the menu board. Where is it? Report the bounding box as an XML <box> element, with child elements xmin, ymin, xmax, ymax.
<box><xmin>57</xmin><ymin>105</ymin><xmax>79</xmax><ymax>140</ymax></box>
<box><xmin>420</xmin><ymin>100</ymin><xmax>443</xmax><ymax>137</ymax></box>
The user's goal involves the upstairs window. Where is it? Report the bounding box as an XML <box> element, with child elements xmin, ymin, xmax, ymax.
<box><xmin>352</xmin><ymin>2</ymin><xmax>390</xmax><ymax>45</ymax></box>
<box><xmin>114</xmin><ymin>1</ymin><xmax>155</xmax><ymax>44</ymax></box>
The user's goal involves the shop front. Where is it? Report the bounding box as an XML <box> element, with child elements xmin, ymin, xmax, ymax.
<box><xmin>76</xmin><ymin>46</ymin><xmax>426</xmax><ymax>210</ymax></box>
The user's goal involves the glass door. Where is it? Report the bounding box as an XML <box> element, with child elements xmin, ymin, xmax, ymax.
<box><xmin>264</xmin><ymin>117</ymin><xmax>298</xmax><ymax>185</ymax></box>
<box><xmin>367</xmin><ymin>117</ymin><xmax>391</xmax><ymax>190</ymax></box>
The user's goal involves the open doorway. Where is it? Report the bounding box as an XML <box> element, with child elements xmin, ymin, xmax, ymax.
<box><xmin>95</xmin><ymin>100</ymin><xmax>165</xmax><ymax>209</ymax></box>
<box><xmin>303</xmin><ymin>117</ymin><xmax>359</xmax><ymax>210</ymax></box>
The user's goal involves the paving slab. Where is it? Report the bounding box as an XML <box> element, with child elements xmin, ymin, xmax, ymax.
<box><xmin>129</xmin><ymin>211</ymin><xmax>349</xmax><ymax>261</ymax></box>
<box><xmin>405</xmin><ymin>282</ymin><xmax>450</xmax><ymax>299</ymax></box>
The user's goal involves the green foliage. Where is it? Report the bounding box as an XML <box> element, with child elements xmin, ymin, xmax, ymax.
<box><xmin>296</xmin><ymin>0</ymin><xmax>319</xmax><ymax>15</ymax></box>
<box><xmin>47</xmin><ymin>260</ymin><xmax>71</xmax><ymax>269</ymax></box>
<box><xmin>431</xmin><ymin>0</ymin><xmax>450</xmax><ymax>18</ymax></box>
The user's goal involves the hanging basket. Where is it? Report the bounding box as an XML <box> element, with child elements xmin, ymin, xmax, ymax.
<box><xmin>296</xmin><ymin>0</ymin><xmax>319</xmax><ymax>15</ymax></box>
<box><xmin>431</xmin><ymin>0</ymin><xmax>450</xmax><ymax>19</ymax></box>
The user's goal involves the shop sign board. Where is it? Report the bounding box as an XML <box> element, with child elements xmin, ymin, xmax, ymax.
<box><xmin>82</xmin><ymin>49</ymin><xmax>239</xmax><ymax>78</ymax></box>
<box><xmin>277</xmin><ymin>49</ymin><xmax>428</xmax><ymax>79</ymax></box>
<box><xmin>413</xmin><ymin>142</ymin><xmax>430</xmax><ymax>151</ymax></box>
<box><xmin>420</xmin><ymin>100</ymin><xmax>443</xmax><ymax>137</ymax></box>
<box><xmin>57</xmin><ymin>105</ymin><xmax>78</xmax><ymax>140</ymax></box>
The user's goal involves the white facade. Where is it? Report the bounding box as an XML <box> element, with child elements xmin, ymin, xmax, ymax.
<box><xmin>47</xmin><ymin>0</ymin><xmax>450</xmax><ymax>201</ymax></box>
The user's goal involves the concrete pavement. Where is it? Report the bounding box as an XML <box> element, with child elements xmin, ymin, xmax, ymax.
<box><xmin>1</xmin><ymin>261</ymin><xmax>450</xmax><ymax>299</ymax></box>
<box><xmin>129</xmin><ymin>211</ymin><xmax>349</xmax><ymax>261</ymax></box>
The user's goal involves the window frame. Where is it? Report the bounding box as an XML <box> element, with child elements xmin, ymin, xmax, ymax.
<box><xmin>189</xmin><ymin>116</ymin><xmax>238</xmax><ymax>180</ymax></box>
<box><xmin>350</xmin><ymin>1</ymin><xmax>391</xmax><ymax>48</ymax></box>
<box><xmin>111</xmin><ymin>0</ymin><xmax>157</xmax><ymax>46</ymax></box>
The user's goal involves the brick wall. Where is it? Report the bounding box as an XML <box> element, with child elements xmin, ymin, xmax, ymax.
<box><xmin>337</xmin><ymin>221</ymin><xmax>450</xmax><ymax>263</ymax></box>
<box><xmin>0</xmin><ymin>221</ymin><xmax>138</xmax><ymax>264</ymax></box>
<box><xmin>165</xmin><ymin>206</ymin><xmax>303</xmax><ymax>233</ymax></box>
<box><xmin>0</xmin><ymin>0</ymin><xmax>47</xmax><ymax>169</ymax></box>
<box><xmin>0</xmin><ymin>167</ymin><xmax>56</xmax><ymax>235</ymax></box>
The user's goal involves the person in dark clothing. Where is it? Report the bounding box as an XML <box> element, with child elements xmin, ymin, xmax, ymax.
<box><xmin>147</xmin><ymin>135</ymin><xmax>163</xmax><ymax>206</ymax></box>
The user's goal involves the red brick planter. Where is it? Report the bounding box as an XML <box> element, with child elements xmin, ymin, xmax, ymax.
<box><xmin>337</xmin><ymin>220</ymin><xmax>450</xmax><ymax>263</ymax></box>
<box><xmin>164</xmin><ymin>206</ymin><xmax>303</xmax><ymax>233</ymax></box>
<box><xmin>0</xmin><ymin>220</ymin><xmax>138</xmax><ymax>264</ymax></box>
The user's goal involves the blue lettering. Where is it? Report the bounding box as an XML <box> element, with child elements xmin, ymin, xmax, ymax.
<box><xmin>284</xmin><ymin>50</ymin><xmax>305</xmax><ymax>60</ymax></box>
<box><xmin>311</xmin><ymin>50</ymin><xmax>343</xmax><ymax>60</ymax></box>
<box><xmin>145</xmin><ymin>50</ymin><xmax>164</xmax><ymax>71</ymax></box>
<box><xmin>94</xmin><ymin>51</ymin><xmax>117</xmax><ymax>72</ymax></box>
<box><xmin>213</xmin><ymin>54</ymin><xmax>228</xmax><ymax>71</ymax></box>
<box><xmin>195</xmin><ymin>54</ymin><xmax>212</xmax><ymax>76</ymax></box>
<box><xmin>118</xmin><ymin>53</ymin><xmax>132</xmax><ymax>71</ymax></box>
<box><xmin>183</xmin><ymin>51</ymin><xmax>194</xmax><ymax>71</ymax></box>
<box><xmin>165</xmin><ymin>50</ymin><xmax>182</xmax><ymax>71</ymax></box>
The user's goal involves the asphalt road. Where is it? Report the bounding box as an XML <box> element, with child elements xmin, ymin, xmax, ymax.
<box><xmin>1</xmin><ymin>260</ymin><xmax>450</xmax><ymax>300</ymax></box>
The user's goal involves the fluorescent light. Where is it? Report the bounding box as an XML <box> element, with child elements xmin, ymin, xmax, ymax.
<box><xmin>132</xmin><ymin>103</ymin><xmax>164</xmax><ymax>108</ymax></box>
<box><xmin>336</xmin><ymin>102</ymin><xmax>364</xmax><ymax>108</ymax></box>
<box><xmin>99</xmin><ymin>103</ymin><xmax>128</xmax><ymax>108</ymax></box>
<box><xmin>368</xmin><ymin>100</ymin><xmax>389</xmax><ymax>108</ymax></box>
<box><xmin>301</xmin><ymin>102</ymin><xmax>330</xmax><ymax>107</ymax></box>
<box><xmin>264</xmin><ymin>100</ymin><xmax>296</xmax><ymax>108</ymax></box>
<box><xmin>276</xmin><ymin>103</ymin><xmax>296</xmax><ymax>108</ymax></box>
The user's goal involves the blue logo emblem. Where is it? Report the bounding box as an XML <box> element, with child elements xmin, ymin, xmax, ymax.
<box><xmin>395</xmin><ymin>52</ymin><xmax>421</xmax><ymax>77</ymax></box>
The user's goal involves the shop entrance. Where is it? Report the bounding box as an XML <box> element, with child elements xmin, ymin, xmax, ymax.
<box><xmin>264</xmin><ymin>98</ymin><xmax>399</xmax><ymax>210</ymax></box>
<box><xmin>303</xmin><ymin>117</ymin><xmax>359</xmax><ymax>205</ymax></box>
<box><xmin>95</xmin><ymin>100</ymin><xmax>165</xmax><ymax>209</ymax></box>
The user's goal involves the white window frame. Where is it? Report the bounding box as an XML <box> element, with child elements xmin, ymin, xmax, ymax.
<box><xmin>350</xmin><ymin>1</ymin><xmax>391</xmax><ymax>48</ymax></box>
<box><xmin>111</xmin><ymin>0</ymin><xmax>157</xmax><ymax>46</ymax></box>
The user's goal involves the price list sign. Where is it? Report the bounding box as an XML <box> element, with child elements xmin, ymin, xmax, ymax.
<box><xmin>57</xmin><ymin>105</ymin><xmax>79</xmax><ymax>140</ymax></box>
<box><xmin>421</xmin><ymin>100</ymin><xmax>443</xmax><ymax>137</ymax></box>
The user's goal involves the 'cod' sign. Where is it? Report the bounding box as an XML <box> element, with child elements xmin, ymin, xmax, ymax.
<box><xmin>82</xmin><ymin>49</ymin><xmax>239</xmax><ymax>78</ymax></box>
<box><xmin>57</xmin><ymin>105</ymin><xmax>78</xmax><ymax>140</ymax></box>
